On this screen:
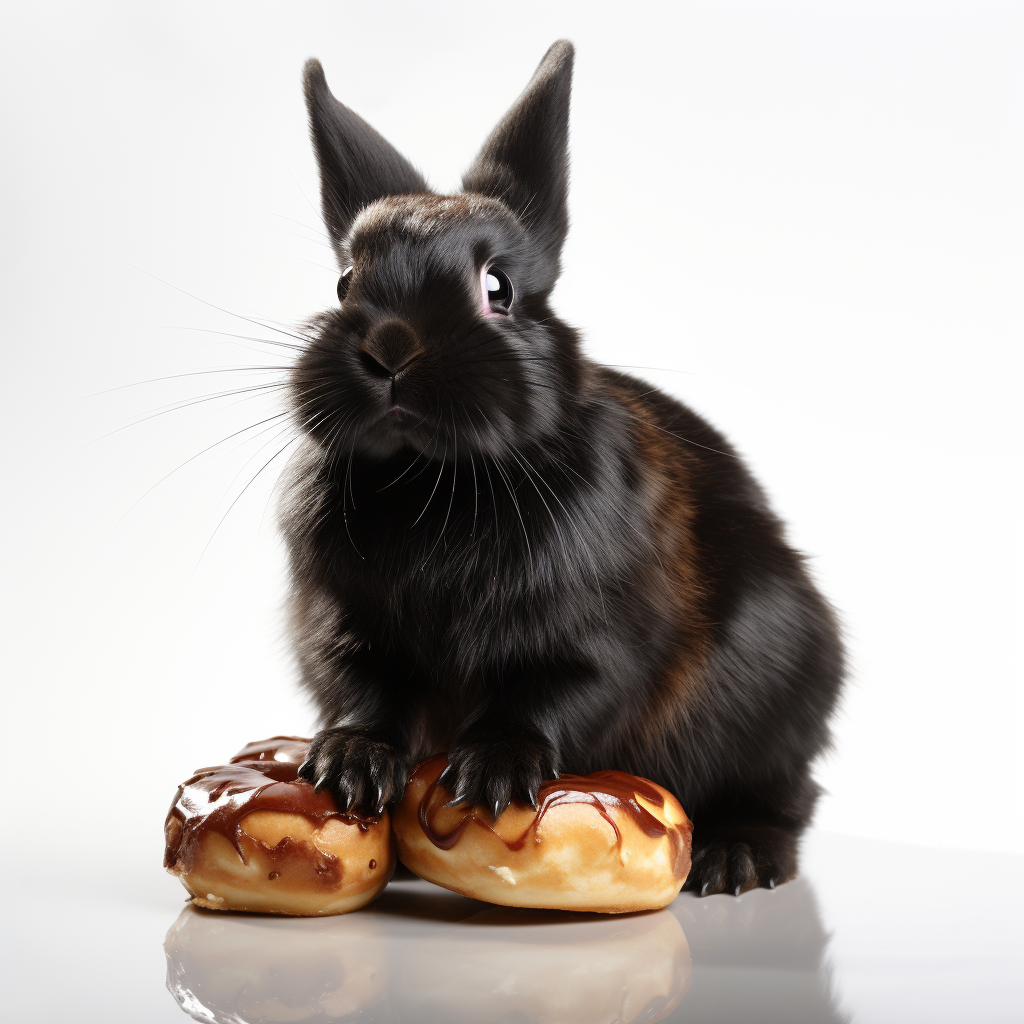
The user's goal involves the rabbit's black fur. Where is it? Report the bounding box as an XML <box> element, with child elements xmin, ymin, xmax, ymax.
<box><xmin>285</xmin><ymin>41</ymin><xmax>844</xmax><ymax>895</ymax></box>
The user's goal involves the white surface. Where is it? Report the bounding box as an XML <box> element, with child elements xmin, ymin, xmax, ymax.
<box><xmin>5</xmin><ymin>834</ymin><xmax>1021</xmax><ymax>1022</ymax></box>
<box><xmin>1</xmin><ymin>0</ymin><xmax>1021</xmax><ymax>923</ymax></box>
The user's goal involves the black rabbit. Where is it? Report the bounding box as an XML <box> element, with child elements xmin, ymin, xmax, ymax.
<box><xmin>286</xmin><ymin>40</ymin><xmax>844</xmax><ymax>896</ymax></box>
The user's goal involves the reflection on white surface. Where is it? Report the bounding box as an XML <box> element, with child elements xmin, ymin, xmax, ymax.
<box><xmin>163</xmin><ymin>868</ymin><xmax>865</xmax><ymax>1024</ymax></box>
<box><xmin>165</xmin><ymin>878</ymin><xmax>691</xmax><ymax>1023</ymax></box>
<box><xmin>381</xmin><ymin>901</ymin><xmax>690</xmax><ymax>1023</ymax></box>
<box><xmin>675</xmin><ymin>875</ymin><xmax>848</xmax><ymax>1022</ymax></box>
<box><xmin>163</xmin><ymin>871</ymin><xmax>857</xmax><ymax>1023</ymax></box>
<box><xmin>163</xmin><ymin>870</ymin><xmax>859</xmax><ymax>1023</ymax></box>
<box><xmin>5</xmin><ymin>833</ymin><xmax>1020</xmax><ymax>1022</ymax></box>
<box><xmin>164</xmin><ymin>909</ymin><xmax>391</xmax><ymax>1022</ymax></box>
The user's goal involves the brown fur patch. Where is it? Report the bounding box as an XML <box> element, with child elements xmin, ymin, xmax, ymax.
<box><xmin>603</xmin><ymin>377</ymin><xmax>713</xmax><ymax>736</ymax></box>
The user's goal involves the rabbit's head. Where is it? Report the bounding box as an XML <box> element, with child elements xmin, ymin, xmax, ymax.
<box><xmin>292</xmin><ymin>41</ymin><xmax>583</xmax><ymax>463</ymax></box>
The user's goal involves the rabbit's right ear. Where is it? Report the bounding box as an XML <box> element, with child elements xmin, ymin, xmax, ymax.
<box><xmin>303</xmin><ymin>59</ymin><xmax>427</xmax><ymax>261</ymax></box>
<box><xmin>463</xmin><ymin>41</ymin><xmax>575</xmax><ymax>290</ymax></box>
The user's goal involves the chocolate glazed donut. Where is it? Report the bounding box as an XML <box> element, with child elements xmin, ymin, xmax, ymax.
<box><xmin>284</xmin><ymin>41</ymin><xmax>845</xmax><ymax>896</ymax></box>
<box><xmin>165</xmin><ymin>738</ymin><xmax>394</xmax><ymax>915</ymax></box>
<box><xmin>392</xmin><ymin>756</ymin><xmax>693</xmax><ymax>912</ymax></box>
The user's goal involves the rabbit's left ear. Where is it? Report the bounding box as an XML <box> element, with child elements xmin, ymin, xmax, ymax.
<box><xmin>463</xmin><ymin>40</ymin><xmax>574</xmax><ymax>289</ymax></box>
<box><xmin>304</xmin><ymin>59</ymin><xmax>428</xmax><ymax>262</ymax></box>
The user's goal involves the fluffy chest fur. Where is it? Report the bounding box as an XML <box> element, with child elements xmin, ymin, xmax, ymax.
<box><xmin>282</xmin><ymin>376</ymin><xmax>690</xmax><ymax>689</ymax></box>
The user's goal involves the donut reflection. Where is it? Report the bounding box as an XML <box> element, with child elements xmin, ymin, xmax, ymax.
<box><xmin>164</xmin><ymin>883</ymin><xmax>691</xmax><ymax>1024</ymax></box>
<box><xmin>164</xmin><ymin>907</ymin><xmax>390</xmax><ymax>1022</ymax></box>
<box><xmin>387</xmin><ymin>901</ymin><xmax>692</xmax><ymax>1023</ymax></box>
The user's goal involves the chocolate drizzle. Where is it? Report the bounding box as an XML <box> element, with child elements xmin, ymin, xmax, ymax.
<box><xmin>414</xmin><ymin>756</ymin><xmax>691</xmax><ymax>877</ymax></box>
<box><xmin>164</xmin><ymin>737</ymin><xmax>381</xmax><ymax>886</ymax></box>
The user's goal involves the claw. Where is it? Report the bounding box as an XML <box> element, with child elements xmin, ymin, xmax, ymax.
<box><xmin>732</xmin><ymin>884</ymin><xmax>742</xmax><ymax>896</ymax></box>
<box><xmin>336</xmin><ymin>779</ymin><xmax>354</xmax><ymax>813</ymax></box>
<box><xmin>700</xmin><ymin>881</ymin><xmax>710</xmax><ymax>897</ymax></box>
<box><xmin>492</xmin><ymin>798</ymin><xmax>505</xmax><ymax>821</ymax></box>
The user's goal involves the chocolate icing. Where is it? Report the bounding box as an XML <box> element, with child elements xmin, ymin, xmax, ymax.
<box><xmin>414</xmin><ymin>756</ymin><xmax>690</xmax><ymax>877</ymax></box>
<box><xmin>164</xmin><ymin>737</ymin><xmax>381</xmax><ymax>888</ymax></box>
<box><xmin>230</xmin><ymin>735</ymin><xmax>310</xmax><ymax>766</ymax></box>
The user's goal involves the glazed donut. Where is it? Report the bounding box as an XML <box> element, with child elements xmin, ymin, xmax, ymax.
<box><xmin>164</xmin><ymin>736</ymin><xmax>394</xmax><ymax>916</ymax></box>
<box><xmin>392</xmin><ymin>756</ymin><xmax>692</xmax><ymax>913</ymax></box>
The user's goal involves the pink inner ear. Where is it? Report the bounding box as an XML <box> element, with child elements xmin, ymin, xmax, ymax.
<box><xmin>479</xmin><ymin>265</ymin><xmax>499</xmax><ymax>317</ymax></box>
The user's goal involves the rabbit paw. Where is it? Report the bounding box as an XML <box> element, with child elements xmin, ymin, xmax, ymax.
<box><xmin>683</xmin><ymin>824</ymin><xmax>799</xmax><ymax>896</ymax></box>
<box><xmin>439</xmin><ymin>734</ymin><xmax>559</xmax><ymax>820</ymax></box>
<box><xmin>298</xmin><ymin>728</ymin><xmax>409</xmax><ymax>815</ymax></box>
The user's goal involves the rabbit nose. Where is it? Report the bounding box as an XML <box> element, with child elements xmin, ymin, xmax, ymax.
<box><xmin>358</xmin><ymin>319</ymin><xmax>425</xmax><ymax>378</ymax></box>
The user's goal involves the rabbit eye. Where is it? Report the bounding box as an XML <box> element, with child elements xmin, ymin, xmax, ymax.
<box><xmin>337</xmin><ymin>266</ymin><xmax>353</xmax><ymax>304</ymax></box>
<box><xmin>481</xmin><ymin>265</ymin><xmax>513</xmax><ymax>314</ymax></box>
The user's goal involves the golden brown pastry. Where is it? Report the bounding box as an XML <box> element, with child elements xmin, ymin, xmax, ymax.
<box><xmin>392</xmin><ymin>755</ymin><xmax>692</xmax><ymax>913</ymax></box>
<box><xmin>164</xmin><ymin>736</ymin><xmax>393</xmax><ymax>915</ymax></box>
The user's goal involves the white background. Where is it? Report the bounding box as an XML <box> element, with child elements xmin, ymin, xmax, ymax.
<box><xmin>3</xmin><ymin>0</ymin><xmax>1021</xmax><ymax>877</ymax></box>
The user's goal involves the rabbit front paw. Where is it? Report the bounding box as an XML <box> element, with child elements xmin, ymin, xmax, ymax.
<box><xmin>439</xmin><ymin>733</ymin><xmax>559</xmax><ymax>820</ymax></box>
<box><xmin>298</xmin><ymin>727</ymin><xmax>409</xmax><ymax>815</ymax></box>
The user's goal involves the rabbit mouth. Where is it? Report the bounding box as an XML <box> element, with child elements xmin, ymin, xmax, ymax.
<box><xmin>365</xmin><ymin>402</ymin><xmax>434</xmax><ymax>448</ymax></box>
<box><xmin>388</xmin><ymin>404</ymin><xmax>416</xmax><ymax>426</ymax></box>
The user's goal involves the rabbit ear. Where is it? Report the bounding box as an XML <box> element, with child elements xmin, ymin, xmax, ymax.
<box><xmin>462</xmin><ymin>40</ymin><xmax>575</xmax><ymax>287</ymax></box>
<box><xmin>303</xmin><ymin>59</ymin><xmax>428</xmax><ymax>258</ymax></box>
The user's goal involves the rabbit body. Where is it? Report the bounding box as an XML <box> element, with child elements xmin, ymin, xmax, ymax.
<box><xmin>285</xmin><ymin>42</ymin><xmax>844</xmax><ymax>895</ymax></box>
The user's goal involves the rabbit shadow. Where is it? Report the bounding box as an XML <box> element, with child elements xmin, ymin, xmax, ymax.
<box><xmin>669</xmin><ymin>875</ymin><xmax>851</xmax><ymax>1023</ymax></box>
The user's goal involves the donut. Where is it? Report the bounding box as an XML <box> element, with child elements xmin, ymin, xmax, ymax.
<box><xmin>164</xmin><ymin>736</ymin><xmax>394</xmax><ymax>916</ymax></box>
<box><xmin>392</xmin><ymin>755</ymin><xmax>692</xmax><ymax>913</ymax></box>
